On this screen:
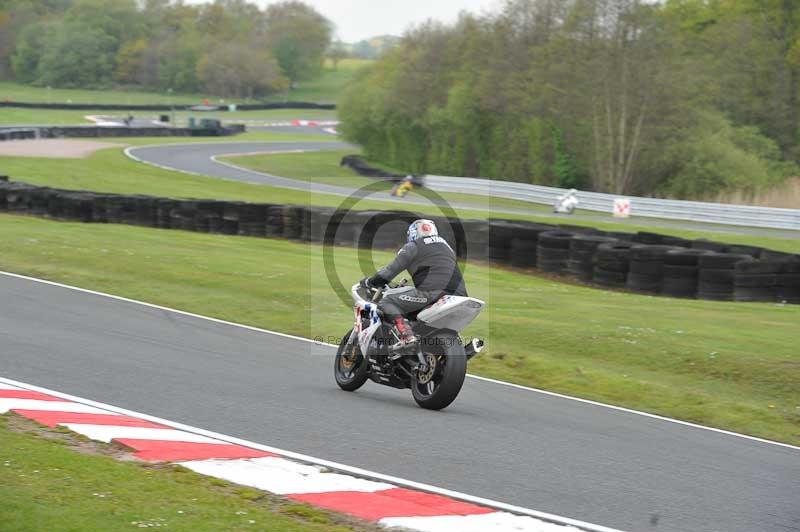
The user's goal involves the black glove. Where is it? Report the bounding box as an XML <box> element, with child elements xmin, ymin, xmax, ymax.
<box><xmin>368</xmin><ymin>274</ymin><xmax>388</xmax><ymax>288</ymax></box>
<box><xmin>359</xmin><ymin>277</ymin><xmax>372</xmax><ymax>291</ymax></box>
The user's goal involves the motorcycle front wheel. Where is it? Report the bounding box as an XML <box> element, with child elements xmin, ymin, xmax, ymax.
<box><xmin>411</xmin><ymin>333</ymin><xmax>467</xmax><ymax>410</ymax></box>
<box><xmin>334</xmin><ymin>329</ymin><xmax>369</xmax><ymax>392</ymax></box>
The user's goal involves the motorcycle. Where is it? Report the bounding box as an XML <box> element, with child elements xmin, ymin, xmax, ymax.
<box><xmin>334</xmin><ymin>280</ymin><xmax>486</xmax><ymax>410</ymax></box>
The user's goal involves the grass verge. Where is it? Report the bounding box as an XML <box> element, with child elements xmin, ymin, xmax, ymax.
<box><xmin>1</xmin><ymin>213</ymin><xmax>797</xmax><ymax>445</ymax></box>
<box><xmin>0</xmin><ymin>414</ymin><xmax>372</xmax><ymax>532</ymax></box>
<box><xmin>221</xmin><ymin>149</ymin><xmax>596</xmax><ymax>216</ymax></box>
<box><xmin>1</xmin><ymin>137</ymin><xmax>798</xmax><ymax>252</ymax></box>
<box><xmin>0</xmin><ymin>108</ymin><xmax>338</xmax><ymax>126</ymax></box>
<box><xmin>0</xmin><ymin>60</ymin><xmax>369</xmax><ymax>106</ymax></box>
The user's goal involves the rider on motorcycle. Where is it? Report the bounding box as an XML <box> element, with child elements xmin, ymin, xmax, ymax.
<box><xmin>361</xmin><ymin>219</ymin><xmax>467</xmax><ymax>347</ymax></box>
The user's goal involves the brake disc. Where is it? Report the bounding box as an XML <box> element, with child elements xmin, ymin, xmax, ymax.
<box><xmin>417</xmin><ymin>354</ymin><xmax>437</xmax><ymax>384</ymax></box>
<box><xmin>340</xmin><ymin>345</ymin><xmax>358</xmax><ymax>369</ymax></box>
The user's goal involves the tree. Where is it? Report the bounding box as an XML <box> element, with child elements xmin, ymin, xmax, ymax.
<box><xmin>10</xmin><ymin>21</ymin><xmax>53</xmax><ymax>83</ymax></box>
<box><xmin>264</xmin><ymin>1</ymin><xmax>333</xmax><ymax>84</ymax></box>
<box><xmin>37</xmin><ymin>23</ymin><xmax>118</xmax><ymax>88</ymax></box>
<box><xmin>197</xmin><ymin>43</ymin><xmax>288</xmax><ymax>99</ymax></box>
<box><xmin>327</xmin><ymin>40</ymin><xmax>348</xmax><ymax>70</ymax></box>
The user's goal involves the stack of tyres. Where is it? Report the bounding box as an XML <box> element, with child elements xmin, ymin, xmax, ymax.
<box><xmin>5</xmin><ymin>183</ymin><xmax>37</xmax><ymax>213</ymax></box>
<box><xmin>353</xmin><ymin>210</ymin><xmax>380</xmax><ymax>250</ymax></box>
<box><xmin>726</xmin><ymin>245</ymin><xmax>763</xmax><ymax>258</ymax></box>
<box><xmin>266</xmin><ymin>206</ymin><xmax>284</xmax><ymax>237</ymax></box>
<box><xmin>510</xmin><ymin>237</ymin><xmax>538</xmax><ymax>268</ymax></box>
<box><xmin>661</xmin><ymin>249</ymin><xmax>712</xmax><ymax>298</ymax></box>
<box><xmin>606</xmin><ymin>231</ymin><xmax>636</xmax><ymax>242</ymax></box>
<box><xmin>593</xmin><ymin>242</ymin><xmax>633</xmax><ymax>287</ymax></box>
<box><xmin>305</xmin><ymin>206</ymin><xmax>336</xmax><ymax>243</ymax></box>
<box><xmin>29</xmin><ymin>187</ymin><xmax>53</xmax><ymax>216</ymax></box>
<box><xmin>537</xmin><ymin>231</ymin><xmax>575</xmax><ymax>273</ymax></box>
<box><xmin>46</xmin><ymin>190</ymin><xmax>65</xmax><ymax>219</ymax></box>
<box><xmin>505</xmin><ymin>224</ymin><xmax>551</xmax><ymax>268</ymax></box>
<box><xmin>60</xmin><ymin>192</ymin><xmax>95</xmax><ymax>223</ymax></box>
<box><xmin>239</xmin><ymin>203</ymin><xmax>271</xmax><ymax>237</ymax></box>
<box><xmin>662</xmin><ymin>235</ymin><xmax>692</xmax><ymax>248</ymax></box>
<box><xmin>170</xmin><ymin>200</ymin><xmax>198</xmax><ymax>231</ymax></box>
<box><xmin>696</xmin><ymin>253</ymin><xmax>753</xmax><ymax>301</ymax></box>
<box><xmin>633</xmin><ymin>232</ymin><xmax>666</xmax><ymax>245</ymax></box>
<box><xmin>691</xmin><ymin>239</ymin><xmax>729</xmax><ymax>253</ymax></box>
<box><xmin>281</xmin><ymin>206</ymin><xmax>305</xmax><ymax>240</ymax></box>
<box><xmin>119</xmin><ymin>197</ymin><xmax>140</xmax><ymax>226</ymax></box>
<box><xmin>626</xmin><ymin>245</ymin><xmax>676</xmax><ymax>293</ymax></box>
<box><xmin>134</xmin><ymin>196</ymin><xmax>159</xmax><ymax>228</ymax></box>
<box><xmin>222</xmin><ymin>202</ymin><xmax>244</xmax><ymax>235</ymax></box>
<box><xmin>567</xmin><ymin>236</ymin><xmax>617</xmax><ymax>281</ymax></box>
<box><xmin>761</xmin><ymin>249</ymin><xmax>796</xmax><ymax>261</ymax></box>
<box><xmin>558</xmin><ymin>224</ymin><xmax>596</xmax><ymax>234</ymax></box>
<box><xmin>193</xmin><ymin>201</ymin><xmax>224</xmax><ymax>233</ymax></box>
<box><xmin>156</xmin><ymin>198</ymin><xmax>177</xmax><ymax>229</ymax></box>
<box><xmin>104</xmin><ymin>196</ymin><xmax>128</xmax><ymax>224</ymax></box>
<box><xmin>327</xmin><ymin>210</ymin><xmax>359</xmax><ymax>247</ymax></box>
<box><xmin>734</xmin><ymin>261</ymin><xmax>782</xmax><ymax>302</ymax></box>
<box><xmin>488</xmin><ymin>221</ymin><xmax>517</xmax><ymax>262</ymax></box>
<box><xmin>460</xmin><ymin>219</ymin><xmax>489</xmax><ymax>261</ymax></box>
<box><xmin>0</xmin><ymin>181</ymin><xmax>8</xmax><ymax>211</ymax></box>
<box><xmin>777</xmin><ymin>258</ymin><xmax>800</xmax><ymax>304</ymax></box>
<box><xmin>91</xmin><ymin>194</ymin><xmax>111</xmax><ymax>223</ymax></box>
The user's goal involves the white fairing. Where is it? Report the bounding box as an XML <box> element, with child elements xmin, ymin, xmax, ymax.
<box><xmin>358</xmin><ymin>321</ymin><xmax>381</xmax><ymax>357</ymax></box>
<box><xmin>417</xmin><ymin>295</ymin><xmax>485</xmax><ymax>332</ymax></box>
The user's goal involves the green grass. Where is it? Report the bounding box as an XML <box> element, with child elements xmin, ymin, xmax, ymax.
<box><xmin>221</xmin><ymin>149</ymin><xmax>383</xmax><ymax>189</ymax></box>
<box><xmin>0</xmin><ymin>60</ymin><xmax>370</xmax><ymax>109</ymax></box>
<box><xmin>0</xmin><ymin>214</ymin><xmax>797</xmax><ymax>445</ymax></box>
<box><xmin>0</xmin><ymin>107</ymin><xmax>338</xmax><ymax>126</ymax></box>
<box><xmin>1</xmin><ymin>138</ymin><xmax>798</xmax><ymax>252</ymax></box>
<box><xmin>0</xmin><ymin>81</ymin><xmax>240</xmax><ymax>105</ymax></box>
<box><xmin>222</xmin><ymin>149</ymin><xmax>596</xmax><ymax>216</ymax></box>
<box><xmin>286</xmin><ymin>59</ymin><xmax>372</xmax><ymax>103</ymax></box>
<box><xmin>0</xmin><ymin>415</ymin><xmax>363</xmax><ymax>532</ymax></box>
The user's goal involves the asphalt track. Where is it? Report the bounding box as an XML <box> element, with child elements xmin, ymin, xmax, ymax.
<box><xmin>2</xmin><ymin>273</ymin><xmax>798</xmax><ymax>532</ymax></box>
<box><xmin>128</xmin><ymin>139</ymin><xmax>800</xmax><ymax>239</ymax></box>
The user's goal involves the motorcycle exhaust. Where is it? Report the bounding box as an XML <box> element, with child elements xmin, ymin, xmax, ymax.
<box><xmin>465</xmin><ymin>338</ymin><xmax>485</xmax><ymax>360</ymax></box>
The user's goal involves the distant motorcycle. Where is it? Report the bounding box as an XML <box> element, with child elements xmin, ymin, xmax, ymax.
<box><xmin>334</xmin><ymin>280</ymin><xmax>485</xmax><ymax>410</ymax></box>
<box><xmin>391</xmin><ymin>176</ymin><xmax>415</xmax><ymax>198</ymax></box>
<box><xmin>554</xmin><ymin>188</ymin><xmax>579</xmax><ymax>214</ymax></box>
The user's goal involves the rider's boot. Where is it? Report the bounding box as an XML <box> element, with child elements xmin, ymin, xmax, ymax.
<box><xmin>391</xmin><ymin>316</ymin><xmax>417</xmax><ymax>347</ymax></box>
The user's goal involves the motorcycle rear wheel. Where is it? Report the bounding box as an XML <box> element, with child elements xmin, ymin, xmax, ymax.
<box><xmin>411</xmin><ymin>335</ymin><xmax>467</xmax><ymax>410</ymax></box>
<box><xmin>334</xmin><ymin>329</ymin><xmax>369</xmax><ymax>392</ymax></box>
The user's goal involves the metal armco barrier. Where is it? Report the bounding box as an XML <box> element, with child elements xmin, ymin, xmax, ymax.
<box><xmin>425</xmin><ymin>175</ymin><xmax>800</xmax><ymax>231</ymax></box>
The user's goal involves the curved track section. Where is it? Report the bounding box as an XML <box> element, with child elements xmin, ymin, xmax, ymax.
<box><xmin>128</xmin><ymin>141</ymin><xmax>800</xmax><ymax>238</ymax></box>
<box><xmin>2</xmin><ymin>272</ymin><xmax>798</xmax><ymax>532</ymax></box>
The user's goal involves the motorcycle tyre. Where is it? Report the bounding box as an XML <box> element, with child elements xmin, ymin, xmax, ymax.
<box><xmin>412</xmin><ymin>335</ymin><xmax>467</xmax><ymax>411</ymax></box>
<box><xmin>334</xmin><ymin>329</ymin><xmax>369</xmax><ymax>392</ymax></box>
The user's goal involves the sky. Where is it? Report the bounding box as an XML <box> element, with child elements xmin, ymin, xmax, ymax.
<box><xmin>185</xmin><ymin>0</ymin><xmax>502</xmax><ymax>42</ymax></box>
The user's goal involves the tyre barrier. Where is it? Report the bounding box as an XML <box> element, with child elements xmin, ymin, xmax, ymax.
<box><xmin>0</xmin><ymin>126</ymin><xmax>246</xmax><ymax>141</ymax></box>
<box><xmin>626</xmin><ymin>245</ymin><xmax>677</xmax><ymax>293</ymax></box>
<box><xmin>696</xmin><ymin>253</ymin><xmax>754</xmax><ymax>301</ymax></box>
<box><xmin>593</xmin><ymin>242</ymin><xmax>634</xmax><ymax>288</ymax></box>
<box><xmin>0</xmin><ymin>101</ymin><xmax>335</xmax><ymax>111</ymax></box>
<box><xmin>567</xmin><ymin>235</ymin><xmax>618</xmax><ymax>281</ymax></box>
<box><xmin>537</xmin><ymin>231</ymin><xmax>576</xmax><ymax>274</ymax></box>
<box><xmin>1</xmin><ymin>177</ymin><xmax>797</xmax><ymax>304</ymax></box>
<box><xmin>339</xmin><ymin>155</ymin><xmax>425</xmax><ymax>186</ymax></box>
<box><xmin>661</xmin><ymin>249</ymin><xmax>713</xmax><ymax>298</ymax></box>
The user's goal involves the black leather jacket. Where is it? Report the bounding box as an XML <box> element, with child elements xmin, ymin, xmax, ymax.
<box><xmin>371</xmin><ymin>236</ymin><xmax>467</xmax><ymax>296</ymax></box>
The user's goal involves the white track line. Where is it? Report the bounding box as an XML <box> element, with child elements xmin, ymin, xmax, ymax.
<box><xmin>0</xmin><ymin>375</ymin><xmax>622</xmax><ymax>532</ymax></box>
<box><xmin>2</xmin><ymin>269</ymin><xmax>797</xmax><ymax>452</ymax></box>
<box><xmin>3</xmin><ymin>269</ymin><xmax>798</xmax><ymax>451</ymax></box>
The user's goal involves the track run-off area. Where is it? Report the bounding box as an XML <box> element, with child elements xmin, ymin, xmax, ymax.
<box><xmin>2</xmin><ymin>271</ymin><xmax>798</xmax><ymax>532</ymax></box>
<box><xmin>127</xmin><ymin>138</ymin><xmax>800</xmax><ymax>239</ymax></box>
